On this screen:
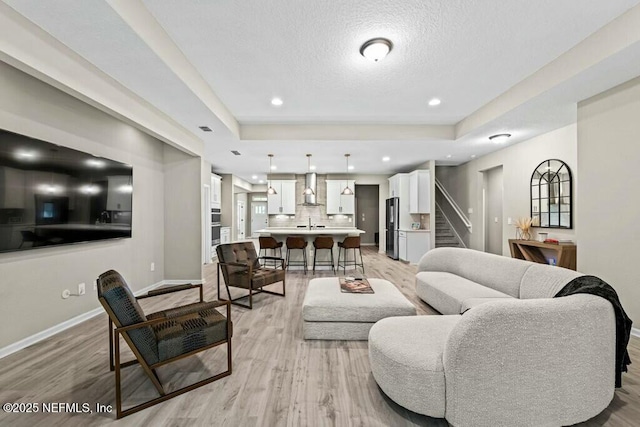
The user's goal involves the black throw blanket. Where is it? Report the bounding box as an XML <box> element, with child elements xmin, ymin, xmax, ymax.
<box><xmin>555</xmin><ymin>275</ymin><xmax>632</xmax><ymax>388</ymax></box>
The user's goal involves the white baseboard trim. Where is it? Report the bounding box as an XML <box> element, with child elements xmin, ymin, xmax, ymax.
<box><xmin>0</xmin><ymin>279</ymin><xmax>199</xmax><ymax>360</ymax></box>
<box><xmin>632</xmin><ymin>327</ymin><xmax>640</xmax><ymax>339</ymax></box>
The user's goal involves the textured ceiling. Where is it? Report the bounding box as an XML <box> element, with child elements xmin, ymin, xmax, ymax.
<box><xmin>143</xmin><ymin>0</ymin><xmax>639</xmax><ymax>123</ymax></box>
<box><xmin>3</xmin><ymin>0</ymin><xmax>640</xmax><ymax>182</ymax></box>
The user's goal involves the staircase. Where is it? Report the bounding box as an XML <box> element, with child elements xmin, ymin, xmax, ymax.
<box><xmin>435</xmin><ymin>205</ymin><xmax>463</xmax><ymax>248</ymax></box>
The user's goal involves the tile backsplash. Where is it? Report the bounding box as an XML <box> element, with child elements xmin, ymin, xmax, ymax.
<box><xmin>268</xmin><ymin>174</ymin><xmax>353</xmax><ymax>228</ymax></box>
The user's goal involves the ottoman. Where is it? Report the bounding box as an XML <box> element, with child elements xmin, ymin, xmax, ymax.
<box><xmin>302</xmin><ymin>277</ymin><xmax>416</xmax><ymax>340</ymax></box>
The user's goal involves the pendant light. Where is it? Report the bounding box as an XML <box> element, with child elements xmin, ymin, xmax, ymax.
<box><xmin>341</xmin><ymin>154</ymin><xmax>354</xmax><ymax>195</ymax></box>
<box><xmin>267</xmin><ymin>154</ymin><xmax>277</xmax><ymax>195</ymax></box>
<box><xmin>302</xmin><ymin>154</ymin><xmax>315</xmax><ymax>196</ymax></box>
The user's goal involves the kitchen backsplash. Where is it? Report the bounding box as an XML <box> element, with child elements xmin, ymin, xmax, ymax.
<box><xmin>268</xmin><ymin>174</ymin><xmax>354</xmax><ymax>228</ymax></box>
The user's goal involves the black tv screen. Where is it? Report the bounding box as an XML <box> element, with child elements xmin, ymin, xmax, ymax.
<box><xmin>0</xmin><ymin>129</ymin><xmax>132</xmax><ymax>253</ymax></box>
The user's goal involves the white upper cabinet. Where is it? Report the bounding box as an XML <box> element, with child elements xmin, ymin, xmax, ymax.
<box><xmin>326</xmin><ymin>180</ymin><xmax>355</xmax><ymax>214</ymax></box>
<box><xmin>267</xmin><ymin>180</ymin><xmax>296</xmax><ymax>215</ymax></box>
<box><xmin>210</xmin><ymin>174</ymin><xmax>221</xmax><ymax>209</ymax></box>
<box><xmin>409</xmin><ymin>170</ymin><xmax>431</xmax><ymax>214</ymax></box>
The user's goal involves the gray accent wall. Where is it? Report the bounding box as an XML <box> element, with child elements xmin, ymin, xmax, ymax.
<box><xmin>0</xmin><ymin>61</ymin><xmax>203</xmax><ymax>348</ymax></box>
<box><xmin>577</xmin><ymin>76</ymin><xmax>640</xmax><ymax>325</ymax></box>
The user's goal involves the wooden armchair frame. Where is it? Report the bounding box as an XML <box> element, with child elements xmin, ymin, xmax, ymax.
<box><xmin>98</xmin><ymin>281</ymin><xmax>232</xmax><ymax>419</ymax></box>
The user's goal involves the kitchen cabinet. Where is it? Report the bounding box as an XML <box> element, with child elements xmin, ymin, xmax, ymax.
<box><xmin>326</xmin><ymin>180</ymin><xmax>355</xmax><ymax>214</ymax></box>
<box><xmin>267</xmin><ymin>180</ymin><xmax>296</xmax><ymax>215</ymax></box>
<box><xmin>409</xmin><ymin>170</ymin><xmax>431</xmax><ymax>214</ymax></box>
<box><xmin>106</xmin><ymin>176</ymin><xmax>132</xmax><ymax>211</ymax></box>
<box><xmin>398</xmin><ymin>230</ymin><xmax>407</xmax><ymax>261</ymax></box>
<box><xmin>0</xmin><ymin>167</ymin><xmax>25</xmax><ymax>209</ymax></box>
<box><xmin>399</xmin><ymin>230</ymin><xmax>431</xmax><ymax>264</ymax></box>
<box><xmin>211</xmin><ymin>174</ymin><xmax>221</xmax><ymax>209</ymax></box>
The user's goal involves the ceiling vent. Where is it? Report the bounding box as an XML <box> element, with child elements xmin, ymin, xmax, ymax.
<box><xmin>199</xmin><ymin>126</ymin><xmax>213</xmax><ymax>132</ymax></box>
<box><xmin>231</xmin><ymin>150</ymin><xmax>241</xmax><ymax>156</ymax></box>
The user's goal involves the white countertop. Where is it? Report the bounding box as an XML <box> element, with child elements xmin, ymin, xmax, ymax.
<box><xmin>399</xmin><ymin>229</ymin><xmax>430</xmax><ymax>233</ymax></box>
<box><xmin>257</xmin><ymin>227</ymin><xmax>365</xmax><ymax>235</ymax></box>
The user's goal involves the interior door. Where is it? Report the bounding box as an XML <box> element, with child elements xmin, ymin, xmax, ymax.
<box><xmin>251</xmin><ymin>201</ymin><xmax>268</xmax><ymax>237</ymax></box>
<box><xmin>236</xmin><ymin>200</ymin><xmax>245</xmax><ymax>240</ymax></box>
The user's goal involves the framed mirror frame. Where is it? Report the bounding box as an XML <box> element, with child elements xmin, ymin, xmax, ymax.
<box><xmin>530</xmin><ymin>159</ymin><xmax>572</xmax><ymax>229</ymax></box>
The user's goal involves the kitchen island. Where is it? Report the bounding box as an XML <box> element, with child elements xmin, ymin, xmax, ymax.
<box><xmin>256</xmin><ymin>227</ymin><xmax>365</xmax><ymax>271</ymax></box>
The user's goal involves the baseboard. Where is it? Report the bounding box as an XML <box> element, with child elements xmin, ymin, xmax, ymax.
<box><xmin>0</xmin><ymin>279</ymin><xmax>199</xmax><ymax>360</ymax></box>
<box><xmin>632</xmin><ymin>327</ymin><xmax>640</xmax><ymax>339</ymax></box>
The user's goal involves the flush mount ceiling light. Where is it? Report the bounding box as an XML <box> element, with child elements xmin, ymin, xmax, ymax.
<box><xmin>266</xmin><ymin>154</ymin><xmax>277</xmax><ymax>195</ymax></box>
<box><xmin>360</xmin><ymin>38</ymin><xmax>393</xmax><ymax>62</ymax></box>
<box><xmin>428</xmin><ymin>98</ymin><xmax>441</xmax><ymax>106</ymax></box>
<box><xmin>341</xmin><ymin>154</ymin><xmax>354</xmax><ymax>196</ymax></box>
<box><xmin>489</xmin><ymin>133</ymin><xmax>511</xmax><ymax>143</ymax></box>
<box><xmin>271</xmin><ymin>97</ymin><xmax>283</xmax><ymax>106</ymax></box>
<box><xmin>382</xmin><ymin>156</ymin><xmax>390</xmax><ymax>162</ymax></box>
<box><xmin>303</xmin><ymin>154</ymin><xmax>315</xmax><ymax>196</ymax></box>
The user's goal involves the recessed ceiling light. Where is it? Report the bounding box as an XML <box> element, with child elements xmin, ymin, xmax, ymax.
<box><xmin>489</xmin><ymin>133</ymin><xmax>511</xmax><ymax>143</ymax></box>
<box><xmin>471</xmin><ymin>154</ymin><xmax>477</xmax><ymax>159</ymax></box>
<box><xmin>348</xmin><ymin>165</ymin><xmax>354</xmax><ymax>170</ymax></box>
<box><xmin>199</xmin><ymin>126</ymin><xmax>213</xmax><ymax>132</ymax></box>
<box><xmin>428</xmin><ymin>98</ymin><xmax>441</xmax><ymax>107</ymax></box>
<box><xmin>382</xmin><ymin>156</ymin><xmax>390</xmax><ymax>162</ymax></box>
<box><xmin>271</xmin><ymin>97</ymin><xmax>283</xmax><ymax>106</ymax></box>
<box><xmin>251</xmin><ymin>175</ymin><xmax>258</xmax><ymax>180</ymax></box>
<box><xmin>259</xmin><ymin>180</ymin><xmax>264</xmax><ymax>184</ymax></box>
<box><xmin>15</xmin><ymin>150</ymin><xmax>37</xmax><ymax>160</ymax></box>
<box><xmin>310</xmin><ymin>165</ymin><xmax>316</xmax><ymax>171</ymax></box>
<box><xmin>360</xmin><ymin>38</ymin><xmax>393</xmax><ymax>62</ymax></box>
<box><xmin>231</xmin><ymin>150</ymin><xmax>241</xmax><ymax>156</ymax></box>
<box><xmin>270</xmin><ymin>165</ymin><xmax>277</xmax><ymax>170</ymax></box>
<box><xmin>446</xmin><ymin>154</ymin><xmax>452</xmax><ymax>159</ymax></box>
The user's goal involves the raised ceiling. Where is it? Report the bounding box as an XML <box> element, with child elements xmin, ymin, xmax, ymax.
<box><xmin>2</xmin><ymin>0</ymin><xmax>640</xmax><ymax>182</ymax></box>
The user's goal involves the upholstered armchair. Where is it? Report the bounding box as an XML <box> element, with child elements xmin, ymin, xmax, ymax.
<box><xmin>97</xmin><ymin>270</ymin><xmax>232</xmax><ymax>418</ymax></box>
<box><xmin>216</xmin><ymin>242</ymin><xmax>286</xmax><ymax>309</ymax></box>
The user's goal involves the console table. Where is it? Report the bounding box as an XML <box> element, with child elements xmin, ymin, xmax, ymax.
<box><xmin>508</xmin><ymin>239</ymin><xmax>576</xmax><ymax>270</ymax></box>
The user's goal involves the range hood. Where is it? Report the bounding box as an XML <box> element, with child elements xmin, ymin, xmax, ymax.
<box><xmin>301</xmin><ymin>173</ymin><xmax>322</xmax><ymax>206</ymax></box>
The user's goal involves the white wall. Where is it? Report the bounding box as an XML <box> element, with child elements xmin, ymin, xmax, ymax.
<box><xmin>0</xmin><ymin>61</ymin><xmax>169</xmax><ymax>348</ymax></box>
<box><xmin>577</xmin><ymin>76</ymin><xmax>640</xmax><ymax>324</ymax></box>
<box><xmin>436</xmin><ymin>124</ymin><xmax>577</xmax><ymax>255</ymax></box>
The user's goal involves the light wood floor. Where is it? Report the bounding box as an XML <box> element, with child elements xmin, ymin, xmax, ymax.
<box><xmin>0</xmin><ymin>247</ymin><xmax>638</xmax><ymax>426</ymax></box>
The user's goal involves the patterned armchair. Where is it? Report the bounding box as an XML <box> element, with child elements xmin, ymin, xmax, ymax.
<box><xmin>97</xmin><ymin>270</ymin><xmax>232</xmax><ymax>418</ymax></box>
<box><xmin>216</xmin><ymin>242</ymin><xmax>286</xmax><ymax>309</ymax></box>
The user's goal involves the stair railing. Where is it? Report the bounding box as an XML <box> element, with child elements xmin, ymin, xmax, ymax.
<box><xmin>434</xmin><ymin>178</ymin><xmax>472</xmax><ymax>233</ymax></box>
<box><xmin>435</xmin><ymin>202</ymin><xmax>467</xmax><ymax>248</ymax></box>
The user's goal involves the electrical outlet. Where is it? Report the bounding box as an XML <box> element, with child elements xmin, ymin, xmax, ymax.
<box><xmin>78</xmin><ymin>283</ymin><xmax>86</xmax><ymax>295</ymax></box>
<box><xmin>93</xmin><ymin>282</ymin><xmax>97</xmax><ymax>291</ymax></box>
<box><xmin>150</xmin><ymin>262</ymin><xmax>155</xmax><ymax>272</ymax></box>
<box><xmin>468</xmin><ymin>208</ymin><xmax>473</xmax><ymax>214</ymax></box>
<box><xmin>494</xmin><ymin>217</ymin><xmax>499</xmax><ymax>223</ymax></box>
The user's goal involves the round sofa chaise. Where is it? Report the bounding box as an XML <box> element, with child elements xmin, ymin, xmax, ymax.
<box><xmin>369</xmin><ymin>247</ymin><xmax>616</xmax><ymax>427</ymax></box>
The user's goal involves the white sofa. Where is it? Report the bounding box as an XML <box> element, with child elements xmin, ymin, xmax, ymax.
<box><xmin>369</xmin><ymin>247</ymin><xmax>616</xmax><ymax>427</ymax></box>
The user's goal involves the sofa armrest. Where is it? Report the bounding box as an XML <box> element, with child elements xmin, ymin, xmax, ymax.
<box><xmin>442</xmin><ymin>295</ymin><xmax>615</xmax><ymax>427</ymax></box>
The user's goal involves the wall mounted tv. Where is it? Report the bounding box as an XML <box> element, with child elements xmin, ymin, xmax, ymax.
<box><xmin>0</xmin><ymin>129</ymin><xmax>132</xmax><ymax>253</ymax></box>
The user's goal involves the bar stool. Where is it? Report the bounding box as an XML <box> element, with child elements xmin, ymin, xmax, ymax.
<box><xmin>313</xmin><ymin>235</ymin><xmax>335</xmax><ymax>273</ymax></box>
<box><xmin>337</xmin><ymin>236</ymin><xmax>365</xmax><ymax>274</ymax></box>
<box><xmin>259</xmin><ymin>236</ymin><xmax>283</xmax><ymax>269</ymax></box>
<box><xmin>285</xmin><ymin>236</ymin><xmax>308</xmax><ymax>274</ymax></box>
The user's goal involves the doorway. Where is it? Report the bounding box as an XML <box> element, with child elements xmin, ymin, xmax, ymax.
<box><xmin>251</xmin><ymin>201</ymin><xmax>268</xmax><ymax>237</ymax></box>
<box><xmin>355</xmin><ymin>185</ymin><xmax>379</xmax><ymax>246</ymax></box>
<box><xmin>482</xmin><ymin>166</ymin><xmax>504</xmax><ymax>255</ymax></box>
<box><xmin>236</xmin><ymin>200</ymin><xmax>245</xmax><ymax>241</ymax></box>
<box><xmin>203</xmin><ymin>184</ymin><xmax>211</xmax><ymax>264</ymax></box>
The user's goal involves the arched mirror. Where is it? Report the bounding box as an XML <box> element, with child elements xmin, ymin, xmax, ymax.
<box><xmin>530</xmin><ymin>159</ymin><xmax>572</xmax><ymax>229</ymax></box>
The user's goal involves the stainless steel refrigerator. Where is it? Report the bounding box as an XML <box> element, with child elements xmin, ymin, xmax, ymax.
<box><xmin>385</xmin><ymin>197</ymin><xmax>399</xmax><ymax>259</ymax></box>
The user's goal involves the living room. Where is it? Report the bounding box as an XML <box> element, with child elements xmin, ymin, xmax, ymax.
<box><xmin>1</xmin><ymin>1</ymin><xmax>639</xmax><ymax>426</ymax></box>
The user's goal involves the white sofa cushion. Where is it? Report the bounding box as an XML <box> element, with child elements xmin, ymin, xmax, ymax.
<box><xmin>459</xmin><ymin>297</ymin><xmax>515</xmax><ymax>313</ymax></box>
<box><xmin>416</xmin><ymin>271</ymin><xmax>512</xmax><ymax>314</ymax></box>
<box><xmin>417</xmin><ymin>247</ymin><xmax>532</xmax><ymax>297</ymax></box>
<box><xmin>369</xmin><ymin>315</ymin><xmax>461</xmax><ymax>418</ymax></box>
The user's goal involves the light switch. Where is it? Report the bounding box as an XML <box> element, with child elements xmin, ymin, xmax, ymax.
<box><xmin>507</xmin><ymin>217</ymin><xmax>512</xmax><ymax>225</ymax></box>
<box><xmin>494</xmin><ymin>217</ymin><xmax>499</xmax><ymax>223</ymax></box>
<box><xmin>468</xmin><ymin>208</ymin><xmax>473</xmax><ymax>214</ymax></box>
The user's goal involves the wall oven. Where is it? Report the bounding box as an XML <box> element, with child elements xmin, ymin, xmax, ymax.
<box><xmin>211</xmin><ymin>208</ymin><xmax>221</xmax><ymax>245</ymax></box>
